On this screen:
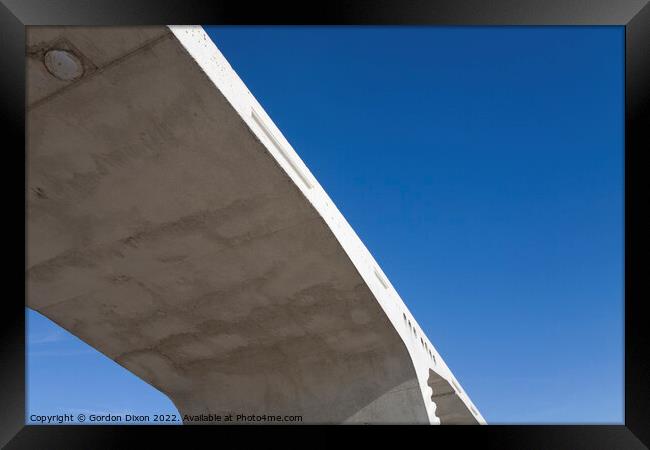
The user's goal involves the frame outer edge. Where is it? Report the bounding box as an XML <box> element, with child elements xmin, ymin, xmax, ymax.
<box><xmin>625</xmin><ymin>1</ymin><xmax>650</xmax><ymax>448</ymax></box>
<box><xmin>0</xmin><ymin>1</ymin><xmax>26</xmax><ymax>448</ymax></box>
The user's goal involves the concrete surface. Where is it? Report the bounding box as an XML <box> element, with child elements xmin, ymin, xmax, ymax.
<box><xmin>26</xmin><ymin>25</ymin><xmax>484</xmax><ymax>424</ymax></box>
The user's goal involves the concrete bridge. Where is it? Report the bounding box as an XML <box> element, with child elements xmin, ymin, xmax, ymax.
<box><xmin>26</xmin><ymin>25</ymin><xmax>484</xmax><ymax>424</ymax></box>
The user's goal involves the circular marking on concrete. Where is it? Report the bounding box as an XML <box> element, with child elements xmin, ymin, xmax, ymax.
<box><xmin>43</xmin><ymin>49</ymin><xmax>84</xmax><ymax>81</ymax></box>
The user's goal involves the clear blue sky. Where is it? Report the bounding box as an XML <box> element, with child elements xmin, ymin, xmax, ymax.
<box><xmin>27</xmin><ymin>26</ymin><xmax>624</xmax><ymax>424</ymax></box>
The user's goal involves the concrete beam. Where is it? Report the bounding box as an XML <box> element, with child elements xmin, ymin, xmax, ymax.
<box><xmin>26</xmin><ymin>25</ymin><xmax>484</xmax><ymax>424</ymax></box>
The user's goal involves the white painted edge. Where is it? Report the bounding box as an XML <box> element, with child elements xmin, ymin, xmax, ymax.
<box><xmin>168</xmin><ymin>25</ymin><xmax>486</xmax><ymax>425</ymax></box>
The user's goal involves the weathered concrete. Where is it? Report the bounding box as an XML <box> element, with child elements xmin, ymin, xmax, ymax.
<box><xmin>26</xmin><ymin>25</ymin><xmax>484</xmax><ymax>424</ymax></box>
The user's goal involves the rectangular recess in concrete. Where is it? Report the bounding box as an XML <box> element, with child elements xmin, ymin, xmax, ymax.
<box><xmin>251</xmin><ymin>107</ymin><xmax>314</xmax><ymax>190</ymax></box>
<box><xmin>374</xmin><ymin>268</ymin><xmax>389</xmax><ymax>289</ymax></box>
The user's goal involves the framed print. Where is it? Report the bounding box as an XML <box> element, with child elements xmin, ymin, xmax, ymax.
<box><xmin>2</xmin><ymin>0</ymin><xmax>648</xmax><ymax>448</ymax></box>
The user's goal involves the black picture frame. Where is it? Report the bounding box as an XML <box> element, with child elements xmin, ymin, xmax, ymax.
<box><xmin>2</xmin><ymin>1</ymin><xmax>648</xmax><ymax>448</ymax></box>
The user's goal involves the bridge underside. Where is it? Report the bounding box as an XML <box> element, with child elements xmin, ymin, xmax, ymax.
<box><xmin>26</xmin><ymin>26</ymin><xmax>479</xmax><ymax>424</ymax></box>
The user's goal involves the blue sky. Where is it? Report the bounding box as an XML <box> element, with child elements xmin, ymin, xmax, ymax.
<box><xmin>27</xmin><ymin>26</ymin><xmax>624</xmax><ymax>424</ymax></box>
